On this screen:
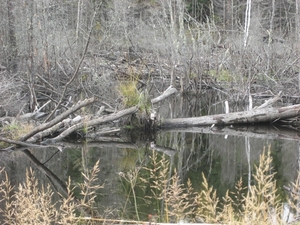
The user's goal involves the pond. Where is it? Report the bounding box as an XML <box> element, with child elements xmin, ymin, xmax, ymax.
<box><xmin>0</xmin><ymin>90</ymin><xmax>299</xmax><ymax>223</ymax></box>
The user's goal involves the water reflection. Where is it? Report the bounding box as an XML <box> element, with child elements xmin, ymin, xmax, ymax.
<box><xmin>1</xmin><ymin>135</ymin><xmax>298</xmax><ymax>221</ymax></box>
<box><xmin>156</xmin><ymin>131</ymin><xmax>298</xmax><ymax>196</ymax></box>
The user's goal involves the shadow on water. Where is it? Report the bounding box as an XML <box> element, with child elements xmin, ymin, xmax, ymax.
<box><xmin>1</xmin><ymin>90</ymin><xmax>300</xmax><ymax>222</ymax></box>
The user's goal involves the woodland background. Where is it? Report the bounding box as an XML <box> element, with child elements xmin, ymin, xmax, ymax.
<box><xmin>0</xmin><ymin>0</ymin><xmax>300</xmax><ymax>116</ymax></box>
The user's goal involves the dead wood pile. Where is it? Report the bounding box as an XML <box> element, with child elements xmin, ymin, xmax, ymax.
<box><xmin>0</xmin><ymin>97</ymin><xmax>138</xmax><ymax>151</ymax></box>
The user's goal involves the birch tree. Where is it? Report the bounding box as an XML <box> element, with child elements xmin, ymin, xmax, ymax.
<box><xmin>243</xmin><ymin>0</ymin><xmax>252</xmax><ymax>48</ymax></box>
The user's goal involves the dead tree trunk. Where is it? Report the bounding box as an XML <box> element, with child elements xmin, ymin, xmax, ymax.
<box><xmin>161</xmin><ymin>104</ymin><xmax>300</xmax><ymax>128</ymax></box>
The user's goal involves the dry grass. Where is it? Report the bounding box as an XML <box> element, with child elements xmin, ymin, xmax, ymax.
<box><xmin>1</xmin><ymin>148</ymin><xmax>300</xmax><ymax>224</ymax></box>
<box><xmin>0</xmin><ymin>160</ymin><xmax>102</xmax><ymax>224</ymax></box>
<box><xmin>2</xmin><ymin>121</ymin><xmax>35</xmax><ymax>140</ymax></box>
<box><xmin>131</xmin><ymin>146</ymin><xmax>300</xmax><ymax>224</ymax></box>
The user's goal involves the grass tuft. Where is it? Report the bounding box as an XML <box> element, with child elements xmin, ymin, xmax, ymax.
<box><xmin>118</xmin><ymin>79</ymin><xmax>141</xmax><ymax>107</ymax></box>
<box><xmin>2</xmin><ymin>121</ymin><xmax>34</xmax><ymax>140</ymax></box>
<box><xmin>117</xmin><ymin>73</ymin><xmax>150</xmax><ymax>111</ymax></box>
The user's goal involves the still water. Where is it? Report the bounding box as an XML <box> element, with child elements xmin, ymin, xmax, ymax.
<box><xmin>1</xmin><ymin>91</ymin><xmax>299</xmax><ymax>222</ymax></box>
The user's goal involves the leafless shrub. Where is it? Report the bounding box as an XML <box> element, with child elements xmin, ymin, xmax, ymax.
<box><xmin>0</xmin><ymin>75</ymin><xmax>27</xmax><ymax>117</ymax></box>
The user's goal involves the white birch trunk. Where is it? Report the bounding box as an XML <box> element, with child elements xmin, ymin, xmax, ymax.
<box><xmin>243</xmin><ymin>0</ymin><xmax>252</xmax><ymax>48</ymax></box>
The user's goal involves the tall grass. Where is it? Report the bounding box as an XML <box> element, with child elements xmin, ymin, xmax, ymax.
<box><xmin>0</xmin><ymin>160</ymin><xmax>102</xmax><ymax>224</ymax></box>
<box><xmin>117</xmin><ymin>71</ymin><xmax>150</xmax><ymax>112</ymax></box>
<box><xmin>122</xmin><ymin>147</ymin><xmax>300</xmax><ymax>224</ymax></box>
<box><xmin>1</xmin><ymin>148</ymin><xmax>300</xmax><ymax>224</ymax></box>
<box><xmin>118</xmin><ymin>79</ymin><xmax>141</xmax><ymax>107</ymax></box>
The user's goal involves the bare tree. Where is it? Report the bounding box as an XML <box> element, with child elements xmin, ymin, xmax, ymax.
<box><xmin>6</xmin><ymin>0</ymin><xmax>17</xmax><ymax>72</ymax></box>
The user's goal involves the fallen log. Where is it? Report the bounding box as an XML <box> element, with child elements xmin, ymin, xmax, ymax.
<box><xmin>151</xmin><ymin>85</ymin><xmax>178</xmax><ymax>104</ymax></box>
<box><xmin>27</xmin><ymin>116</ymin><xmax>83</xmax><ymax>143</ymax></box>
<box><xmin>41</xmin><ymin>106</ymin><xmax>138</xmax><ymax>144</ymax></box>
<box><xmin>161</xmin><ymin>104</ymin><xmax>300</xmax><ymax>128</ymax></box>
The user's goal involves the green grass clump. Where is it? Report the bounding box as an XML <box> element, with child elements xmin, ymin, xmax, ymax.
<box><xmin>208</xmin><ymin>69</ymin><xmax>235</xmax><ymax>82</ymax></box>
<box><xmin>2</xmin><ymin>121</ymin><xmax>34</xmax><ymax>140</ymax></box>
<box><xmin>117</xmin><ymin>78</ymin><xmax>150</xmax><ymax>112</ymax></box>
<box><xmin>118</xmin><ymin>80</ymin><xmax>141</xmax><ymax>107</ymax></box>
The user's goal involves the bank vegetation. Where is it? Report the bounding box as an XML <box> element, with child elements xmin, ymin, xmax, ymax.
<box><xmin>1</xmin><ymin>148</ymin><xmax>300</xmax><ymax>224</ymax></box>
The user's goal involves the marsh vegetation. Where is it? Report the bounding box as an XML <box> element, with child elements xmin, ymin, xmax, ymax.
<box><xmin>1</xmin><ymin>1</ymin><xmax>300</xmax><ymax>224</ymax></box>
<box><xmin>1</xmin><ymin>147</ymin><xmax>300</xmax><ymax>224</ymax></box>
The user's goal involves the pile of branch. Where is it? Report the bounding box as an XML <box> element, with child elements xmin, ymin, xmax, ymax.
<box><xmin>0</xmin><ymin>97</ymin><xmax>138</xmax><ymax>151</ymax></box>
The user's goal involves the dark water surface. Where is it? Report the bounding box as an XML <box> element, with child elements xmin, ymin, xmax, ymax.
<box><xmin>1</xmin><ymin>92</ymin><xmax>299</xmax><ymax>221</ymax></box>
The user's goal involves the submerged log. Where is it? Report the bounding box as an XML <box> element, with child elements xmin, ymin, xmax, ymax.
<box><xmin>23</xmin><ymin>149</ymin><xmax>68</xmax><ymax>198</ymax></box>
<box><xmin>162</xmin><ymin>104</ymin><xmax>300</xmax><ymax>128</ymax></box>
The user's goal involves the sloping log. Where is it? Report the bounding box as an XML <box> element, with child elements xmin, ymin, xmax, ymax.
<box><xmin>151</xmin><ymin>85</ymin><xmax>178</xmax><ymax>104</ymax></box>
<box><xmin>23</xmin><ymin>149</ymin><xmax>69</xmax><ymax>198</ymax></box>
<box><xmin>254</xmin><ymin>91</ymin><xmax>282</xmax><ymax>109</ymax></box>
<box><xmin>22</xmin><ymin>149</ymin><xmax>98</xmax><ymax>217</ymax></box>
<box><xmin>162</xmin><ymin>104</ymin><xmax>300</xmax><ymax>128</ymax></box>
<box><xmin>0</xmin><ymin>137</ymin><xmax>49</xmax><ymax>149</ymax></box>
<box><xmin>150</xmin><ymin>142</ymin><xmax>176</xmax><ymax>157</ymax></box>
